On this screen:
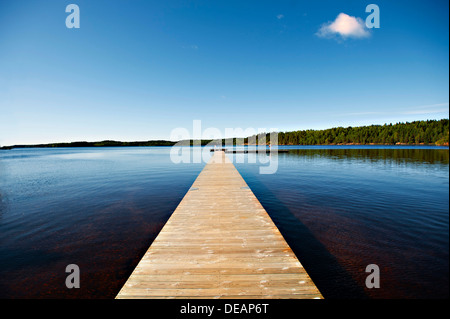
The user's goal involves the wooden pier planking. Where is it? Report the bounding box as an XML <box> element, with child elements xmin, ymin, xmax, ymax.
<box><xmin>116</xmin><ymin>151</ymin><xmax>322</xmax><ymax>299</ymax></box>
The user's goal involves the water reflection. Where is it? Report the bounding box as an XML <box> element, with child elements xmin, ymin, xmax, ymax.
<box><xmin>235</xmin><ymin>147</ymin><xmax>449</xmax><ymax>299</ymax></box>
<box><xmin>284</xmin><ymin>148</ymin><xmax>449</xmax><ymax>165</ymax></box>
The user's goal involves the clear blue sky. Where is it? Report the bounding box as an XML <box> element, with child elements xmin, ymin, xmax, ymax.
<box><xmin>0</xmin><ymin>0</ymin><xmax>448</xmax><ymax>145</ymax></box>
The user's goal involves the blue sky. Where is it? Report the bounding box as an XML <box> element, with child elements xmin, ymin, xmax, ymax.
<box><xmin>0</xmin><ymin>0</ymin><xmax>448</xmax><ymax>145</ymax></box>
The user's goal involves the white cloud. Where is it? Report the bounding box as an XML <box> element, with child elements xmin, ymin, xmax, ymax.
<box><xmin>317</xmin><ymin>13</ymin><xmax>370</xmax><ymax>40</ymax></box>
<box><xmin>402</xmin><ymin>109</ymin><xmax>449</xmax><ymax>115</ymax></box>
<box><xmin>342</xmin><ymin>102</ymin><xmax>449</xmax><ymax>117</ymax></box>
<box><xmin>410</xmin><ymin>103</ymin><xmax>449</xmax><ymax>109</ymax></box>
<box><xmin>402</xmin><ymin>102</ymin><xmax>449</xmax><ymax>115</ymax></box>
<box><xmin>276</xmin><ymin>14</ymin><xmax>284</xmax><ymax>20</ymax></box>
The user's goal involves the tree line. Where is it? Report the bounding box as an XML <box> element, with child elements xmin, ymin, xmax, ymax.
<box><xmin>183</xmin><ymin>119</ymin><xmax>449</xmax><ymax>146</ymax></box>
<box><xmin>0</xmin><ymin>140</ymin><xmax>176</xmax><ymax>149</ymax></box>
<box><xmin>267</xmin><ymin>119</ymin><xmax>449</xmax><ymax>146</ymax></box>
<box><xmin>1</xmin><ymin>119</ymin><xmax>448</xmax><ymax>149</ymax></box>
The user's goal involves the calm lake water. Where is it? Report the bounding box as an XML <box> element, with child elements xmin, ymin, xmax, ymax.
<box><xmin>0</xmin><ymin>146</ymin><xmax>448</xmax><ymax>299</ymax></box>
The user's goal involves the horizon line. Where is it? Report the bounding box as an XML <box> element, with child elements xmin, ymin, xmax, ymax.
<box><xmin>2</xmin><ymin>118</ymin><xmax>448</xmax><ymax>148</ymax></box>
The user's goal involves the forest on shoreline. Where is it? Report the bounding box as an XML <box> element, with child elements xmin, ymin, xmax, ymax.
<box><xmin>272</xmin><ymin>119</ymin><xmax>449</xmax><ymax>146</ymax></box>
<box><xmin>1</xmin><ymin>119</ymin><xmax>448</xmax><ymax>149</ymax></box>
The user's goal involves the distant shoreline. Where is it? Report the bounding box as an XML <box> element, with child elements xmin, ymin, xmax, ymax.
<box><xmin>1</xmin><ymin>142</ymin><xmax>448</xmax><ymax>150</ymax></box>
<box><xmin>2</xmin><ymin>119</ymin><xmax>448</xmax><ymax>150</ymax></box>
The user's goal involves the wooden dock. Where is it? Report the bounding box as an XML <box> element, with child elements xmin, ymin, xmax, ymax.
<box><xmin>116</xmin><ymin>151</ymin><xmax>322</xmax><ymax>299</ymax></box>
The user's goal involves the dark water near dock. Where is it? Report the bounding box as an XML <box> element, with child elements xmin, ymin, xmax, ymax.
<box><xmin>0</xmin><ymin>146</ymin><xmax>448</xmax><ymax>298</ymax></box>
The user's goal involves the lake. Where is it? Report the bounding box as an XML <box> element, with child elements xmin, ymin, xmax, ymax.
<box><xmin>0</xmin><ymin>146</ymin><xmax>448</xmax><ymax>299</ymax></box>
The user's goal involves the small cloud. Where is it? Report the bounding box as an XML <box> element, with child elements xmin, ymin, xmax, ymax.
<box><xmin>401</xmin><ymin>102</ymin><xmax>449</xmax><ymax>115</ymax></box>
<box><xmin>276</xmin><ymin>14</ymin><xmax>284</xmax><ymax>20</ymax></box>
<box><xmin>411</xmin><ymin>102</ymin><xmax>449</xmax><ymax>109</ymax></box>
<box><xmin>402</xmin><ymin>108</ymin><xmax>449</xmax><ymax>115</ymax></box>
<box><xmin>316</xmin><ymin>13</ymin><xmax>370</xmax><ymax>40</ymax></box>
<box><xmin>341</xmin><ymin>102</ymin><xmax>449</xmax><ymax>117</ymax></box>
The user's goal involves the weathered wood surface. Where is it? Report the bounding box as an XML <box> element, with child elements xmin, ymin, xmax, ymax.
<box><xmin>116</xmin><ymin>151</ymin><xmax>322</xmax><ymax>299</ymax></box>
